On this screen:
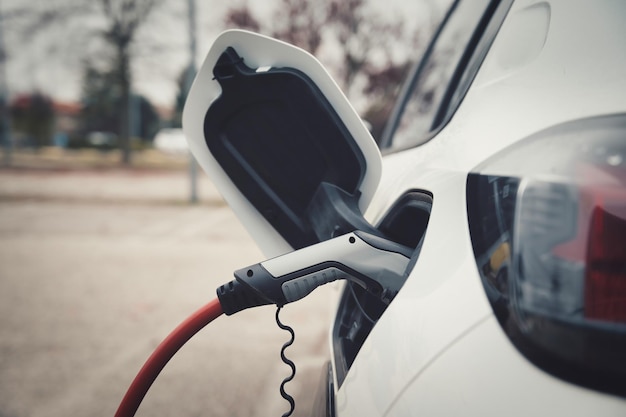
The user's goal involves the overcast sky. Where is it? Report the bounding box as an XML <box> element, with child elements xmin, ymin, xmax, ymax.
<box><xmin>2</xmin><ymin>0</ymin><xmax>448</xmax><ymax>110</ymax></box>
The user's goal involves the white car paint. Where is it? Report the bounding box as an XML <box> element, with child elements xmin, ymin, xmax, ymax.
<box><xmin>344</xmin><ymin>0</ymin><xmax>626</xmax><ymax>415</ymax></box>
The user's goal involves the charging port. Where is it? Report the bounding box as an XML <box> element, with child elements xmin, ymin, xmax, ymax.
<box><xmin>332</xmin><ymin>190</ymin><xmax>432</xmax><ymax>386</ymax></box>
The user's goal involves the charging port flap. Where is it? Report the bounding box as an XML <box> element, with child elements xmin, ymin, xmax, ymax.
<box><xmin>183</xmin><ymin>30</ymin><xmax>382</xmax><ymax>256</ymax></box>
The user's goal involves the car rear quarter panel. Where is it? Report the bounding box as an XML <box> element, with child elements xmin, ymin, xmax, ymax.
<box><xmin>337</xmin><ymin>0</ymin><xmax>626</xmax><ymax>415</ymax></box>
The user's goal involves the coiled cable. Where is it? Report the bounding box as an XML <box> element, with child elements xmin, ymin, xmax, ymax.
<box><xmin>275</xmin><ymin>307</ymin><xmax>296</xmax><ymax>417</ymax></box>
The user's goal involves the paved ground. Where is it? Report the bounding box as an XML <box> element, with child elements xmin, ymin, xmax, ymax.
<box><xmin>0</xmin><ymin>167</ymin><xmax>336</xmax><ymax>417</ymax></box>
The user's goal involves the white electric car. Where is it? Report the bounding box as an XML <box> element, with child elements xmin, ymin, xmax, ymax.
<box><xmin>183</xmin><ymin>0</ymin><xmax>626</xmax><ymax>415</ymax></box>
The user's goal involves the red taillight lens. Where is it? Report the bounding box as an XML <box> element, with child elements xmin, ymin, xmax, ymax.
<box><xmin>585</xmin><ymin>203</ymin><xmax>626</xmax><ymax>322</ymax></box>
<box><xmin>467</xmin><ymin>114</ymin><xmax>626</xmax><ymax>398</ymax></box>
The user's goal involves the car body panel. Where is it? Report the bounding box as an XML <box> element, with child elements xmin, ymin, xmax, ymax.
<box><xmin>338</xmin><ymin>168</ymin><xmax>494</xmax><ymax>416</ymax></box>
<box><xmin>387</xmin><ymin>317</ymin><xmax>626</xmax><ymax>416</ymax></box>
<box><xmin>340</xmin><ymin>0</ymin><xmax>626</xmax><ymax>414</ymax></box>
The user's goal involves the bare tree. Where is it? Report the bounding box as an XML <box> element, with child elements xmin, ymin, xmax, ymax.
<box><xmin>225</xmin><ymin>0</ymin><xmax>328</xmax><ymax>55</ymax></box>
<box><xmin>327</xmin><ymin>0</ymin><xmax>408</xmax><ymax>93</ymax></box>
<box><xmin>224</xmin><ymin>6</ymin><xmax>261</xmax><ymax>34</ymax></box>
<box><xmin>270</xmin><ymin>0</ymin><xmax>329</xmax><ymax>55</ymax></box>
<box><xmin>100</xmin><ymin>0</ymin><xmax>164</xmax><ymax>164</ymax></box>
<box><xmin>4</xmin><ymin>0</ymin><xmax>164</xmax><ymax>165</ymax></box>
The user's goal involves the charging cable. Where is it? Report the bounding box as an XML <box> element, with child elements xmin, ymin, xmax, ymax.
<box><xmin>115</xmin><ymin>231</ymin><xmax>412</xmax><ymax>417</ymax></box>
<box><xmin>114</xmin><ymin>299</ymin><xmax>223</xmax><ymax>417</ymax></box>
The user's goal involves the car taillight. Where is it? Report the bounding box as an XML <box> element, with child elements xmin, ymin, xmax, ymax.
<box><xmin>585</xmin><ymin>195</ymin><xmax>626</xmax><ymax>322</ymax></box>
<box><xmin>467</xmin><ymin>114</ymin><xmax>626</xmax><ymax>398</ymax></box>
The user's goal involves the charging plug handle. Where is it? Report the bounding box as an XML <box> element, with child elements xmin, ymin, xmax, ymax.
<box><xmin>217</xmin><ymin>231</ymin><xmax>412</xmax><ymax>316</ymax></box>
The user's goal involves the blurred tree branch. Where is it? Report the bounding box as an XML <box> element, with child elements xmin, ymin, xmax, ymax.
<box><xmin>3</xmin><ymin>0</ymin><xmax>164</xmax><ymax>164</ymax></box>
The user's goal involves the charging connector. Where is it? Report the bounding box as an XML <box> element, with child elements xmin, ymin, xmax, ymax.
<box><xmin>217</xmin><ymin>231</ymin><xmax>413</xmax><ymax>316</ymax></box>
<box><xmin>115</xmin><ymin>231</ymin><xmax>412</xmax><ymax>417</ymax></box>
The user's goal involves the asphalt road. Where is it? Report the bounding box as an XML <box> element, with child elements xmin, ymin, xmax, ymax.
<box><xmin>0</xmin><ymin>169</ymin><xmax>336</xmax><ymax>417</ymax></box>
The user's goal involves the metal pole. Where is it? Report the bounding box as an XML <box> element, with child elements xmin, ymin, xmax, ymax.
<box><xmin>0</xmin><ymin>0</ymin><xmax>13</xmax><ymax>167</ymax></box>
<box><xmin>186</xmin><ymin>0</ymin><xmax>198</xmax><ymax>203</ymax></box>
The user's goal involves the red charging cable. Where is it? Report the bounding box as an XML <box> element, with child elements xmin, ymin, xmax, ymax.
<box><xmin>115</xmin><ymin>298</ymin><xmax>224</xmax><ymax>417</ymax></box>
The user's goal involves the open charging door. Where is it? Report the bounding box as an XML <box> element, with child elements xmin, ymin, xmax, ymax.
<box><xmin>183</xmin><ymin>30</ymin><xmax>382</xmax><ymax>257</ymax></box>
